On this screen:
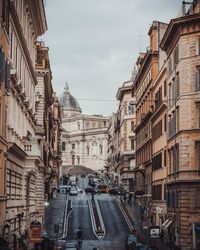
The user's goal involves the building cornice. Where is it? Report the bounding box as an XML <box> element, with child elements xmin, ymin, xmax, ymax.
<box><xmin>151</xmin><ymin>103</ymin><xmax>167</xmax><ymax>122</ymax></box>
<box><xmin>10</xmin><ymin>2</ymin><xmax>37</xmax><ymax>86</ymax></box>
<box><xmin>8</xmin><ymin>142</ymin><xmax>27</xmax><ymax>160</ymax></box>
<box><xmin>160</xmin><ymin>13</ymin><xmax>200</xmax><ymax>53</ymax></box>
<box><xmin>134</xmin><ymin>50</ymin><xmax>158</xmax><ymax>90</ymax></box>
<box><xmin>27</xmin><ymin>0</ymin><xmax>47</xmax><ymax>36</ymax></box>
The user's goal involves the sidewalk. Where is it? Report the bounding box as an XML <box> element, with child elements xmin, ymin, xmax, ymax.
<box><xmin>44</xmin><ymin>193</ymin><xmax>67</xmax><ymax>238</ymax></box>
<box><xmin>121</xmin><ymin>197</ymin><xmax>170</xmax><ymax>250</ymax></box>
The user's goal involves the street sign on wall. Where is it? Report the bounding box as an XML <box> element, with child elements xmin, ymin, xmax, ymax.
<box><xmin>149</xmin><ymin>226</ymin><xmax>160</xmax><ymax>238</ymax></box>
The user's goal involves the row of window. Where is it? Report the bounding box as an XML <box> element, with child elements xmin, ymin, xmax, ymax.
<box><xmin>168</xmin><ymin>46</ymin><xmax>179</xmax><ymax>76</ymax></box>
<box><xmin>168</xmin><ymin>73</ymin><xmax>180</xmax><ymax>107</ymax></box>
<box><xmin>136</xmin><ymin>68</ymin><xmax>153</xmax><ymax>102</ymax></box>
<box><xmin>7</xmin><ymin>169</ymin><xmax>22</xmax><ymax>200</ymax></box>
<box><xmin>84</xmin><ymin>121</ymin><xmax>108</xmax><ymax>130</ymax></box>
<box><xmin>136</xmin><ymin>123</ymin><xmax>151</xmax><ymax>146</ymax></box>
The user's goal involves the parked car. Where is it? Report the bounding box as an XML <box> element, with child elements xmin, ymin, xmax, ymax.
<box><xmin>125</xmin><ymin>234</ymin><xmax>139</xmax><ymax>250</ymax></box>
<box><xmin>85</xmin><ymin>187</ymin><xmax>95</xmax><ymax>194</ymax></box>
<box><xmin>70</xmin><ymin>181</ymin><xmax>76</xmax><ymax>186</ymax></box>
<box><xmin>109</xmin><ymin>188</ymin><xmax>119</xmax><ymax>195</ymax></box>
<box><xmin>125</xmin><ymin>235</ymin><xmax>152</xmax><ymax>250</ymax></box>
<box><xmin>95</xmin><ymin>184</ymin><xmax>108</xmax><ymax>193</ymax></box>
<box><xmin>78</xmin><ymin>188</ymin><xmax>83</xmax><ymax>194</ymax></box>
<box><xmin>69</xmin><ymin>187</ymin><xmax>78</xmax><ymax>195</ymax></box>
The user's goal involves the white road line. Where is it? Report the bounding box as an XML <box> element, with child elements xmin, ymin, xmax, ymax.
<box><xmin>94</xmin><ymin>199</ymin><xmax>106</xmax><ymax>239</ymax></box>
<box><xmin>62</xmin><ymin>196</ymin><xmax>73</xmax><ymax>238</ymax></box>
<box><xmin>116</xmin><ymin>199</ymin><xmax>134</xmax><ymax>232</ymax></box>
<box><xmin>88</xmin><ymin>199</ymin><xmax>100</xmax><ymax>240</ymax></box>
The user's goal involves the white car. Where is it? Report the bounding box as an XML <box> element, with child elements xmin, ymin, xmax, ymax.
<box><xmin>69</xmin><ymin>187</ymin><xmax>78</xmax><ymax>195</ymax></box>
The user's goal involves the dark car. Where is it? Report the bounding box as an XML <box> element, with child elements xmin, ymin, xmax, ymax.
<box><xmin>125</xmin><ymin>234</ymin><xmax>139</xmax><ymax>249</ymax></box>
<box><xmin>125</xmin><ymin>235</ymin><xmax>152</xmax><ymax>250</ymax></box>
<box><xmin>109</xmin><ymin>188</ymin><xmax>119</xmax><ymax>195</ymax></box>
<box><xmin>85</xmin><ymin>187</ymin><xmax>95</xmax><ymax>194</ymax></box>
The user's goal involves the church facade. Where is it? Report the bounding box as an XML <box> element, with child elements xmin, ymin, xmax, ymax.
<box><xmin>60</xmin><ymin>84</ymin><xmax>110</xmax><ymax>173</ymax></box>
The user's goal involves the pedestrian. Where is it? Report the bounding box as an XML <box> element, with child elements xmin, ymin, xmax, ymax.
<box><xmin>128</xmin><ymin>193</ymin><xmax>133</xmax><ymax>204</ymax></box>
<box><xmin>140</xmin><ymin>207</ymin><xmax>145</xmax><ymax>221</ymax></box>
<box><xmin>123</xmin><ymin>193</ymin><xmax>127</xmax><ymax>203</ymax></box>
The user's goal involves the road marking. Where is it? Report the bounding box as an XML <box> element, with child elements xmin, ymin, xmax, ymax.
<box><xmin>116</xmin><ymin>198</ymin><xmax>134</xmax><ymax>232</ymax></box>
<box><xmin>88</xmin><ymin>199</ymin><xmax>105</xmax><ymax>240</ymax></box>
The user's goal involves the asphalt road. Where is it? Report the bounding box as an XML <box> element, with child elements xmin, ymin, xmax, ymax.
<box><xmin>98</xmin><ymin>195</ymin><xmax>130</xmax><ymax>242</ymax></box>
<box><xmin>66</xmin><ymin>195</ymin><xmax>96</xmax><ymax>241</ymax></box>
<box><xmin>65</xmin><ymin>192</ymin><xmax>131</xmax><ymax>250</ymax></box>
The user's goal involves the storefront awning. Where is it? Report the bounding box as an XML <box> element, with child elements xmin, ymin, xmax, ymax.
<box><xmin>162</xmin><ymin>219</ymin><xmax>173</xmax><ymax>228</ymax></box>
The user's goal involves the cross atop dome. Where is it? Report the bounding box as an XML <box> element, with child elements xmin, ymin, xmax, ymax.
<box><xmin>64</xmin><ymin>81</ymin><xmax>69</xmax><ymax>93</ymax></box>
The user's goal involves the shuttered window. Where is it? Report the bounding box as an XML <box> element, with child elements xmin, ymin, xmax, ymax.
<box><xmin>152</xmin><ymin>120</ymin><xmax>162</xmax><ymax>141</ymax></box>
<box><xmin>195</xmin><ymin>70</ymin><xmax>200</xmax><ymax>91</ymax></box>
<box><xmin>164</xmin><ymin>149</ymin><xmax>166</xmax><ymax>167</ymax></box>
<box><xmin>164</xmin><ymin>80</ymin><xmax>167</xmax><ymax>97</ymax></box>
<box><xmin>196</xmin><ymin>142</ymin><xmax>200</xmax><ymax>170</ymax></box>
<box><xmin>198</xmin><ymin>37</ymin><xmax>200</xmax><ymax>55</ymax></box>
<box><xmin>196</xmin><ymin>190</ymin><xmax>200</xmax><ymax>207</ymax></box>
<box><xmin>152</xmin><ymin>152</ymin><xmax>162</xmax><ymax>171</ymax></box>
<box><xmin>152</xmin><ymin>184</ymin><xmax>162</xmax><ymax>200</ymax></box>
<box><xmin>164</xmin><ymin>114</ymin><xmax>167</xmax><ymax>132</ymax></box>
<box><xmin>62</xmin><ymin>142</ymin><xmax>65</xmax><ymax>151</ymax></box>
<box><xmin>174</xmin><ymin>45</ymin><xmax>179</xmax><ymax>66</ymax></box>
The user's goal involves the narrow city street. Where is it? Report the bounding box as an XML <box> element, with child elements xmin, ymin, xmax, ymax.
<box><xmin>44</xmin><ymin>176</ymin><xmax>132</xmax><ymax>250</ymax></box>
<box><xmin>65</xmin><ymin>194</ymin><xmax>131</xmax><ymax>250</ymax></box>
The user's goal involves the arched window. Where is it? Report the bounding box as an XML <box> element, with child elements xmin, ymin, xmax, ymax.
<box><xmin>62</xmin><ymin>142</ymin><xmax>65</xmax><ymax>151</ymax></box>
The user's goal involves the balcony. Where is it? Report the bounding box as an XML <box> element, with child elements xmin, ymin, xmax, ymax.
<box><xmin>24</xmin><ymin>140</ymin><xmax>42</xmax><ymax>158</ymax></box>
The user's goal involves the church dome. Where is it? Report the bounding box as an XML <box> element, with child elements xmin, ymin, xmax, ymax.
<box><xmin>60</xmin><ymin>83</ymin><xmax>81</xmax><ymax>112</ymax></box>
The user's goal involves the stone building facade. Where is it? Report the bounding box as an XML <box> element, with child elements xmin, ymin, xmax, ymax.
<box><xmin>116</xmin><ymin>80</ymin><xmax>136</xmax><ymax>191</ymax></box>
<box><xmin>4</xmin><ymin>1</ymin><xmax>47</xmax><ymax>248</ymax></box>
<box><xmin>151</xmin><ymin>59</ymin><xmax>168</xmax><ymax>226</ymax></box>
<box><xmin>0</xmin><ymin>0</ymin><xmax>9</xmax><ymax>243</ymax></box>
<box><xmin>160</xmin><ymin>2</ymin><xmax>200</xmax><ymax>249</ymax></box>
<box><xmin>61</xmin><ymin>84</ymin><xmax>110</xmax><ymax>173</ymax></box>
<box><xmin>35</xmin><ymin>41</ymin><xmax>62</xmax><ymax>218</ymax></box>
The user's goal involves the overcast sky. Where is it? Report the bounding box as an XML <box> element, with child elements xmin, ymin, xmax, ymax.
<box><xmin>42</xmin><ymin>0</ymin><xmax>182</xmax><ymax>116</ymax></box>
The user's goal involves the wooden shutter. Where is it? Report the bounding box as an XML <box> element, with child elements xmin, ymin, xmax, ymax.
<box><xmin>195</xmin><ymin>71</ymin><xmax>200</xmax><ymax>91</ymax></box>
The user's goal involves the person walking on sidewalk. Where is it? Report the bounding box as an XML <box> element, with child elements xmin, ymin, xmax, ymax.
<box><xmin>123</xmin><ymin>192</ymin><xmax>127</xmax><ymax>203</ymax></box>
<box><xmin>128</xmin><ymin>193</ymin><xmax>133</xmax><ymax>204</ymax></box>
